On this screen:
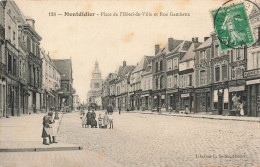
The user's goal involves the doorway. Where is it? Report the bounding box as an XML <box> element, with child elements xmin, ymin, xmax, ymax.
<box><xmin>33</xmin><ymin>92</ymin><xmax>36</xmax><ymax>113</ymax></box>
<box><xmin>218</xmin><ymin>95</ymin><xmax>223</xmax><ymax>115</ymax></box>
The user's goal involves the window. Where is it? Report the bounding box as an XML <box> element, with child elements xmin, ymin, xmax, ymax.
<box><xmin>160</xmin><ymin>76</ymin><xmax>163</xmax><ymax>89</ymax></box>
<box><xmin>155</xmin><ymin>78</ymin><xmax>158</xmax><ymax>89</ymax></box>
<box><xmin>13</xmin><ymin>31</ymin><xmax>15</xmax><ymax>41</ymax></box>
<box><xmin>173</xmin><ymin>75</ymin><xmax>177</xmax><ymax>87</ymax></box>
<box><xmin>167</xmin><ymin>59</ymin><xmax>172</xmax><ymax>71</ymax></box>
<box><xmin>236</xmin><ymin>67</ymin><xmax>244</xmax><ymax>79</ymax></box>
<box><xmin>156</xmin><ymin>62</ymin><xmax>158</xmax><ymax>72</ymax></box>
<box><xmin>222</xmin><ymin>65</ymin><xmax>227</xmax><ymax>81</ymax></box>
<box><xmin>236</xmin><ymin>48</ymin><xmax>244</xmax><ymax>61</ymax></box>
<box><xmin>27</xmin><ymin>37</ymin><xmax>31</xmax><ymax>51</ymax></box>
<box><xmin>8</xmin><ymin>26</ymin><xmax>11</xmax><ymax>41</ymax></box>
<box><xmin>200</xmin><ymin>70</ymin><xmax>206</xmax><ymax>86</ymax></box>
<box><xmin>8</xmin><ymin>54</ymin><xmax>12</xmax><ymax>73</ymax></box>
<box><xmin>144</xmin><ymin>80</ymin><xmax>146</xmax><ymax>90</ymax></box>
<box><xmin>173</xmin><ymin>58</ymin><xmax>178</xmax><ymax>69</ymax></box>
<box><xmin>188</xmin><ymin>74</ymin><xmax>192</xmax><ymax>86</ymax></box>
<box><xmin>230</xmin><ymin>49</ymin><xmax>234</xmax><ymax>62</ymax></box>
<box><xmin>160</xmin><ymin>60</ymin><xmax>163</xmax><ymax>71</ymax></box>
<box><xmin>215</xmin><ymin>66</ymin><xmax>220</xmax><ymax>82</ymax></box>
<box><xmin>19</xmin><ymin>60</ymin><xmax>22</xmax><ymax>77</ymax></box>
<box><xmin>200</xmin><ymin>50</ymin><xmax>206</xmax><ymax>63</ymax></box>
<box><xmin>215</xmin><ymin>45</ymin><xmax>219</xmax><ymax>57</ymax></box>
<box><xmin>180</xmin><ymin>75</ymin><xmax>184</xmax><ymax>88</ymax></box>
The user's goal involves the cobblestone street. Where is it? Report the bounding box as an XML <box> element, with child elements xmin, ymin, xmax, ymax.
<box><xmin>58</xmin><ymin>111</ymin><xmax>260</xmax><ymax>167</ymax></box>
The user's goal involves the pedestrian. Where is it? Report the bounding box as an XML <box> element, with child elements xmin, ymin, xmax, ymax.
<box><xmin>109</xmin><ymin>113</ymin><xmax>114</xmax><ymax>129</ymax></box>
<box><xmin>81</xmin><ymin>112</ymin><xmax>86</xmax><ymax>128</ymax></box>
<box><xmin>98</xmin><ymin>113</ymin><xmax>103</xmax><ymax>128</ymax></box>
<box><xmin>109</xmin><ymin>104</ymin><xmax>114</xmax><ymax>115</ymax></box>
<box><xmin>90</xmin><ymin>110</ymin><xmax>97</xmax><ymax>128</ymax></box>
<box><xmin>86</xmin><ymin>110</ymin><xmax>91</xmax><ymax>128</ymax></box>
<box><xmin>42</xmin><ymin>113</ymin><xmax>51</xmax><ymax>145</ymax></box>
<box><xmin>49</xmin><ymin>112</ymin><xmax>58</xmax><ymax>144</ymax></box>
<box><xmin>103</xmin><ymin>111</ymin><xmax>109</xmax><ymax>129</ymax></box>
<box><xmin>118</xmin><ymin>105</ymin><xmax>121</xmax><ymax>115</ymax></box>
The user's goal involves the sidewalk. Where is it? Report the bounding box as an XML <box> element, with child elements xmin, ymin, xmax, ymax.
<box><xmin>0</xmin><ymin>112</ymin><xmax>82</xmax><ymax>152</ymax></box>
<box><xmin>127</xmin><ymin>110</ymin><xmax>260</xmax><ymax>123</ymax></box>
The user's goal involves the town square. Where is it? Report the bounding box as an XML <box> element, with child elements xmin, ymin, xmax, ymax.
<box><xmin>0</xmin><ymin>0</ymin><xmax>260</xmax><ymax>167</ymax></box>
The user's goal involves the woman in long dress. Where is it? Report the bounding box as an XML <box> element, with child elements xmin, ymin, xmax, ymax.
<box><xmin>103</xmin><ymin>111</ymin><xmax>109</xmax><ymax>129</ymax></box>
<box><xmin>90</xmin><ymin>110</ymin><xmax>97</xmax><ymax>128</ymax></box>
<box><xmin>86</xmin><ymin>110</ymin><xmax>92</xmax><ymax>128</ymax></box>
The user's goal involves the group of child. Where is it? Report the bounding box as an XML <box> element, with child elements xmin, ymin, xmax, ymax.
<box><xmin>81</xmin><ymin>111</ymin><xmax>113</xmax><ymax>129</ymax></box>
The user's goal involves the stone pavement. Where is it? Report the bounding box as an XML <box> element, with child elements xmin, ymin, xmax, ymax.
<box><xmin>0</xmin><ymin>150</ymin><xmax>120</xmax><ymax>167</ymax></box>
<box><xmin>58</xmin><ymin>111</ymin><xmax>260</xmax><ymax>167</ymax></box>
<box><xmin>0</xmin><ymin>112</ymin><xmax>81</xmax><ymax>151</ymax></box>
<box><xmin>129</xmin><ymin>110</ymin><xmax>260</xmax><ymax>123</ymax></box>
<box><xmin>0</xmin><ymin>111</ymin><xmax>121</xmax><ymax>167</ymax></box>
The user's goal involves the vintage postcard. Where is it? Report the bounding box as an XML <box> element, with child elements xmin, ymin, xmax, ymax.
<box><xmin>0</xmin><ymin>0</ymin><xmax>260</xmax><ymax>167</ymax></box>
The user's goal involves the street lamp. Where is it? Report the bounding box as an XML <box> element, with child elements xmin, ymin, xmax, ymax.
<box><xmin>54</xmin><ymin>84</ymin><xmax>59</xmax><ymax>120</ymax></box>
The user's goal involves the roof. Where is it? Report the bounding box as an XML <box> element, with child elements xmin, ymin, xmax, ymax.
<box><xmin>156</xmin><ymin>40</ymin><xmax>183</xmax><ymax>56</ymax></box>
<box><xmin>195</xmin><ymin>37</ymin><xmax>212</xmax><ymax>50</ymax></box>
<box><xmin>53</xmin><ymin>59</ymin><xmax>73</xmax><ymax>80</ymax></box>
<box><xmin>172</xmin><ymin>41</ymin><xmax>193</xmax><ymax>54</ymax></box>
<box><xmin>180</xmin><ymin>42</ymin><xmax>201</xmax><ymax>62</ymax></box>
<box><xmin>116</xmin><ymin>65</ymin><xmax>135</xmax><ymax>82</ymax></box>
<box><xmin>132</xmin><ymin>56</ymin><xmax>154</xmax><ymax>73</ymax></box>
<box><xmin>142</xmin><ymin>62</ymin><xmax>152</xmax><ymax>76</ymax></box>
<box><xmin>249</xmin><ymin>3</ymin><xmax>260</xmax><ymax>19</ymax></box>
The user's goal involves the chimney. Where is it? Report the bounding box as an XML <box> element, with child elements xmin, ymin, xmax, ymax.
<box><xmin>192</xmin><ymin>37</ymin><xmax>199</xmax><ymax>42</ymax></box>
<box><xmin>168</xmin><ymin>38</ymin><xmax>174</xmax><ymax>52</ymax></box>
<box><xmin>155</xmin><ymin>44</ymin><xmax>160</xmax><ymax>55</ymax></box>
<box><xmin>123</xmin><ymin>61</ymin><xmax>126</xmax><ymax>67</ymax></box>
<box><xmin>26</xmin><ymin>18</ymin><xmax>35</xmax><ymax>30</ymax></box>
<box><xmin>192</xmin><ymin>37</ymin><xmax>194</xmax><ymax>42</ymax></box>
<box><xmin>204</xmin><ymin>37</ymin><xmax>210</xmax><ymax>42</ymax></box>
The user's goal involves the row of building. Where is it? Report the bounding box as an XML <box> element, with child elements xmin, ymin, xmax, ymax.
<box><xmin>98</xmin><ymin>5</ymin><xmax>260</xmax><ymax>117</ymax></box>
<box><xmin>0</xmin><ymin>1</ymin><xmax>79</xmax><ymax>117</ymax></box>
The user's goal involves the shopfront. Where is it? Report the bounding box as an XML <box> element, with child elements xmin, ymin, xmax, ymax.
<box><xmin>180</xmin><ymin>89</ymin><xmax>194</xmax><ymax>113</ymax></box>
<box><xmin>228</xmin><ymin>80</ymin><xmax>246</xmax><ymax>116</ymax></box>
<box><xmin>212</xmin><ymin>83</ymin><xmax>229</xmax><ymax>115</ymax></box>
<box><xmin>195</xmin><ymin>87</ymin><xmax>211</xmax><ymax>113</ymax></box>
<box><xmin>166</xmin><ymin>89</ymin><xmax>179</xmax><ymax>112</ymax></box>
<box><xmin>246</xmin><ymin>79</ymin><xmax>260</xmax><ymax>117</ymax></box>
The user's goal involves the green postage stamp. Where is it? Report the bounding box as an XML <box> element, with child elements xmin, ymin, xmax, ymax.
<box><xmin>211</xmin><ymin>2</ymin><xmax>254</xmax><ymax>51</ymax></box>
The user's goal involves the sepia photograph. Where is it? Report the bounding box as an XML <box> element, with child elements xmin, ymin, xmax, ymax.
<box><xmin>0</xmin><ymin>0</ymin><xmax>260</xmax><ymax>166</ymax></box>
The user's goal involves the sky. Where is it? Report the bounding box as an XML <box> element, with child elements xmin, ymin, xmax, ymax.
<box><xmin>14</xmin><ymin>0</ymin><xmax>249</xmax><ymax>103</ymax></box>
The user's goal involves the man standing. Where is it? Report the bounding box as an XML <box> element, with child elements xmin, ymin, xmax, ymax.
<box><xmin>118</xmin><ymin>105</ymin><xmax>121</xmax><ymax>115</ymax></box>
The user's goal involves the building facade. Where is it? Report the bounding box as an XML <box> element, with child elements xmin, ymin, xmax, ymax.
<box><xmin>87</xmin><ymin>61</ymin><xmax>103</xmax><ymax>109</ymax></box>
<box><xmin>245</xmin><ymin>5</ymin><xmax>260</xmax><ymax>117</ymax></box>
<box><xmin>0</xmin><ymin>1</ymin><xmax>7</xmax><ymax>117</ymax></box>
<box><xmin>129</xmin><ymin>57</ymin><xmax>153</xmax><ymax>110</ymax></box>
<box><xmin>194</xmin><ymin>36</ymin><xmax>213</xmax><ymax>113</ymax></box>
<box><xmin>41</xmin><ymin>49</ymin><xmax>61</xmax><ymax>112</ymax></box>
<box><xmin>53</xmin><ymin>59</ymin><xmax>74</xmax><ymax>109</ymax></box>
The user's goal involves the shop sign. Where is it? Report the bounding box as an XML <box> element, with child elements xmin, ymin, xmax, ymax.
<box><xmin>141</xmin><ymin>94</ymin><xmax>149</xmax><ymax>98</ymax></box>
<box><xmin>181</xmin><ymin>89</ymin><xmax>193</xmax><ymax>94</ymax></box>
<box><xmin>246</xmin><ymin>79</ymin><xmax>260</xmax><ymax>85</ymax></box>
<box><xmin>166</xmin><ymin>89</ymin><xmax>178</xmax><ymax>94</ymax></box>
<box><xmin>214</xmin><ymin>83</ymin><xmax>227</xmax><ymax>90</ymax></box>
<box><xmin>181</xmin><ymin>93</ymin><xmax>189</xmax><ymax>98</ymax></box>
<box><xmin>244</xmin><ymin>68</ymin><xmax>260</xmax><ymax>78</ymax></box>
<box><xmin>229</xmin><ymin>85</ymin><xmax>245</xmax><ymax>92</ymax></box>
<box><xmin>195</xmin><ymin>88</ymin><xmax>210</xmax><ymax>93</ymax></box>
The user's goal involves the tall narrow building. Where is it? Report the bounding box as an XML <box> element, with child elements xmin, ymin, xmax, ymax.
<box><xmin>87</xmin><ymin>61</ymin><xmax>103</xmax><ymax>109</ymax></box>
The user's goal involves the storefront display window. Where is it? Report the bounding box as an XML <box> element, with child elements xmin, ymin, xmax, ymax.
<box><xmin>214</xmin><ymin>90</ymin><xmax>218</xmax><ymax>109</ymax></box>
<box><xmin>224</xmin><ymin>89</ymin><xmax>228</xmax><ymax>109</ymax></box>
